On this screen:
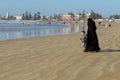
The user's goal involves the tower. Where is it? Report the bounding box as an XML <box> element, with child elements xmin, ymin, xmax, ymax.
<box><xmin>6</xmin><ymin>12</ymin><xmax>10</xmax><ymax>19</ymax></box>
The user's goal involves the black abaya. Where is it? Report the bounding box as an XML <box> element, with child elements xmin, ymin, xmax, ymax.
<box><xmin>85</xmin><ymin>18</ymin><xmax>101</xmax><ymax>52</ymax></box>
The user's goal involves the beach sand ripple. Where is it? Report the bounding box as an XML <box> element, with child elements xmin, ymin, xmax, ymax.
<box><xmin>0</xmin><ymin>22</ymin><xmax>120</xmax><ymax>80</ymax></box>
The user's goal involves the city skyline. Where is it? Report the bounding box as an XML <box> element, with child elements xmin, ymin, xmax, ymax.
<box><xmin>0</xmin><ymin>0</ymin><xmax>120</xmax><ymax>17</ymax></box>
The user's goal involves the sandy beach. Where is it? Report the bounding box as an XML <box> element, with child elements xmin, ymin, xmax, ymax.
<box><xmin>0</xmin><ymin>22</ymin><xmax>120</xmax><ymax>80</ymax></box>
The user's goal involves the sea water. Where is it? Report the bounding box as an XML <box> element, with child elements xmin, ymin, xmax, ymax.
<box><xmin>0</xmin><ymin>22</ymin><xmax>82</xmax><ymax>41</ymax></box>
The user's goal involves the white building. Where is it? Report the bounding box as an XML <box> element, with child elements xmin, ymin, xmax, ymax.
<box><xmin>86</xmin><ymin>13</ymin><xmax>91</xmax><ymax>18</ymax></box>
<box><xmin>14</xmin><ymin>16</ymin><xmax>22</xmax><ymax>20</ymax></box>
<box><xmin>6</xmin><ymin>12</ymin><xmax>10</xmax><ymax>19</ymax></box>
<box><xmin>75</xmin><ymin>14</ymin><xmax>80</xmax><ymax>21</ymax></box>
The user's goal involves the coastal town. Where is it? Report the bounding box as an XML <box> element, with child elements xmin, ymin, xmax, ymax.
<box><xmin>0</xmin><ymin>11</ymin><xmax>93</xmax><ymax>22</ymax></box>
<box><xmin>0</xmin><ymin>11</ymin><xmax>120</xmax><ymax>23</ymax></box>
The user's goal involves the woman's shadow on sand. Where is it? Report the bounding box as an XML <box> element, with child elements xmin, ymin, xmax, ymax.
<box><xmin>100</xmin><ymin>49</ymin><xmax>120</xmax><ymax>53</ymax></box>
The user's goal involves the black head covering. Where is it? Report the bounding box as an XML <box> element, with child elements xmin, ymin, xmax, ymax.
<box><xmin>87</xmin><ymin>18</ymin><xmax>96</xmax><ymax>30</ymax></box>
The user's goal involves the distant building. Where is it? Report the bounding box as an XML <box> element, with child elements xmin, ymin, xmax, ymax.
<box><xmin>14</xmin><ymin>16</ymin><xmax>22</xmax><ymax>20</ymax></box>
<box><xmin>86</xmin><ymin>13</ymin><xmax>91</xmax><ymax>18</ymax></box>
<box><xmin>75</xmin><ymin>14</ymin><xmax>80</xmax><ymax>21</ymax></box>
<box><xmin>6</xmin><ymin>12</ymin><xmax>10</xmax><ymax>19</ymax></box>
<box><xmin>60</xmin><ymin>13</ymin><xmax>91</xmax><ymax>21</ymax></box>
<box><xmin>60</xmin><ymin>14</ymin><xmax>72</xmax><ymax>21</ymax></box>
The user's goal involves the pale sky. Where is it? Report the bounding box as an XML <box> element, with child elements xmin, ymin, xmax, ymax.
<box><xmin>0</xmin><ymin>0</ymin><xmax>120</xmax><ymax>17</ymax></box>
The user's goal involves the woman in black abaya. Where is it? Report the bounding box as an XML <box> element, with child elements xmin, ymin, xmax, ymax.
<box><xmin>84</xmin><ymin>18</ymin><xmax>101</xmax><ymax>52</ymax></box>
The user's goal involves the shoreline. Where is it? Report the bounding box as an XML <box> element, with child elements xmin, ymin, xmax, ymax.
<box><xmin>0</xmin><ymin>32</ymin><xmax>78</xmax><ymax>42</ymax></box>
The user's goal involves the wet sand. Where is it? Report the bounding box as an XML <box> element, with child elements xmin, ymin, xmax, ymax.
<box><xmin>0</xmin><ymin>22</ymin><xmax>120</xmax><ymax>80</ymax></box>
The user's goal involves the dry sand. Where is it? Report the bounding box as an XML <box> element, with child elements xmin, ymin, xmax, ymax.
<box><xmin>0</xmin><ymin>22</ymin><xmax>120</xmax><ymax>80</ymax></box>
